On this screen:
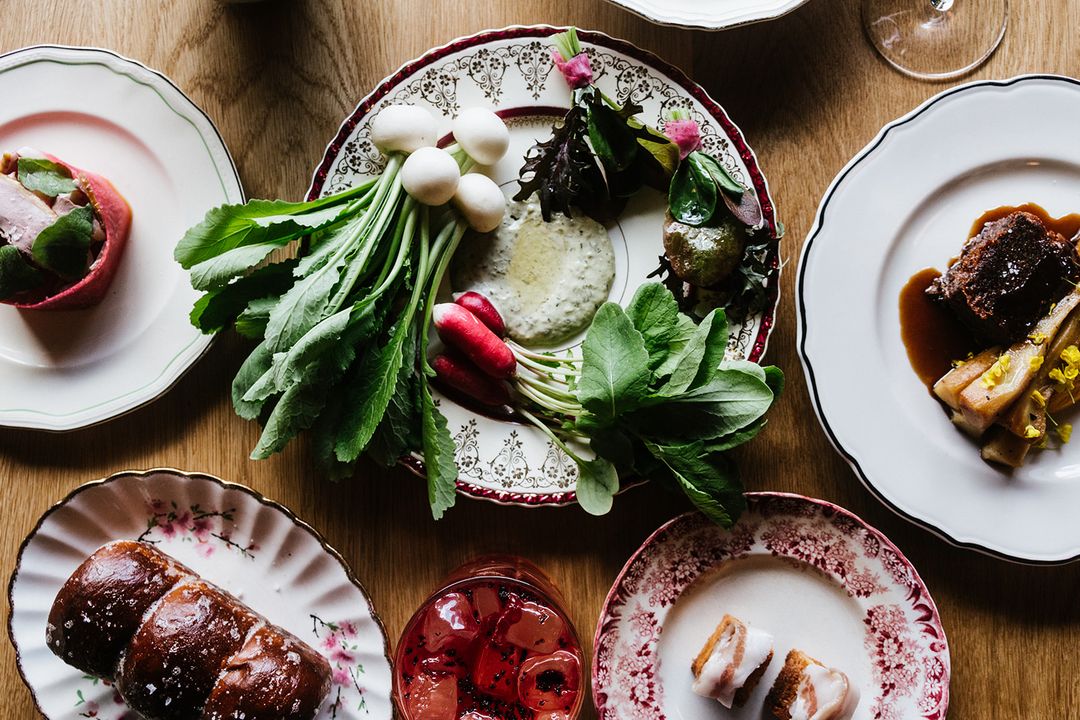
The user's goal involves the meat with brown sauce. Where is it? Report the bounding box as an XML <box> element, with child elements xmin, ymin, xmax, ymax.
<box><xmin>927</xmin><ymin>211</ymin><xmax>1080</xmax><ymax>343</ymax></box>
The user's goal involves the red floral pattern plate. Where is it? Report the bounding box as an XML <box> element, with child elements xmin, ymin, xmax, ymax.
<box><xmin>306</xmin><ymin>26</ymin><xmax>781</xmax><ymax>508</ymax></box>
<box><xmin>593</xmin><ymin>493</ymin><xmax>949</xmax><ymax>720</ymax></box>
<box><xmin>7</xmin><ymin>469</ymin><xmax>392</xmax><ymax>720</ymax></box>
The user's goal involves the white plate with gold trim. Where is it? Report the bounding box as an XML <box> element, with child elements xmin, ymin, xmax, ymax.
<box><xmin>308</xmin><ymin>25</ymin><xmax>782</xmax><ymax>507</ymax></box>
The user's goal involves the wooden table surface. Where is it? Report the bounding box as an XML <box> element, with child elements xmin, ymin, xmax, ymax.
<box><xmin>3</xmin><ymin>0</ymin><xmax>1079</xmax><ymax>717</ymax></box>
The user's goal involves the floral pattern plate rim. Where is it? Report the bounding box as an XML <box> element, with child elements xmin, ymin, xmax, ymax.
<box><xmin>592</xmin><ymin>492</ymin><xmax>950</xmax><ymax>720</ymax></box>
<box><xmin>7</xmin><ymin>468</ymin><xmax>393</xmax><ymax>720</ymax></box>
<box><xmin>307</xmin><ymin>25</ymin><xmax>781</xmax><ymax>508</ymax></box>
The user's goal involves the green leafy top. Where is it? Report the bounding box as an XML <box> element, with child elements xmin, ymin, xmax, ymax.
<box><xmin>521</xmin><ymin>282</ymin><xmax>781</xmax><ymax>526</ymax></box>
<box><xmin>17</xmin><ymin>157</ymin><xmax>78</xmax><ymax>197</ymax></box>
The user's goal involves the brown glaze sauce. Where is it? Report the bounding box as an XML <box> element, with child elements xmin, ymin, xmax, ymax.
<box><xmin>899</xmin><ymin>268</ymin><xmax>976</xmax><ymax>390</ymax></box>
<box><xmin>899</xmin><ymin>204</ymin><xmax>1080</xmax><ymax>391</ymax></box>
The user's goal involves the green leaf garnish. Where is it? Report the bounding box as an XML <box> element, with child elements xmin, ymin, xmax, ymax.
<box><xmin>17</xmin><ymin>158</ymin><xmax>77</xmax><ymax>197</ymax></box>
<box><xmin>0</xmin><ymin>245</ymin><xmax>43</xmax><ymax>299</ymax></box>
<box><xmin>574</xmin><ymin>456</ymin><xmax>619</xmax><ymax>515</ymax></box>
<box><xmin>31</xmin><ymin>205</ymin><xmax>94</xmax><ymax>279</ymax></box>
<box><xmin>578</xmin><ymin>302</ymin><xmax>651</xmax><ymax>423</ymax></box>
<box><xmin>669</xmin><ymin>153</ymin><xmax>718</xmax><ymax>226</ymax></box>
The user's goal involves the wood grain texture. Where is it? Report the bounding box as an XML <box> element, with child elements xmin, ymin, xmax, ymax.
<box><xmin>2</xmin><ymin>0</ymin><xmax>1079</xmax><ymax>717</ymax></box>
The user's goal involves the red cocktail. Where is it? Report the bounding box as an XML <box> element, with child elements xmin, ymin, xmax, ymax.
<box><xmin>394</xmin><ymin>557</ymin><xmax>584</xmax><ymax>720</ymax></box>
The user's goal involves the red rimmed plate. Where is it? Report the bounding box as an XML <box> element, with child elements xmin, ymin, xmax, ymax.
<box><xmin>593</xmin><ymin>493</ymin><xmax>949</xmax><ymax>719</ymax></box>
<box><xmin>307</xmin><ymin>25</ymin><xmax>781</xmax><ymax>508</ymax></box>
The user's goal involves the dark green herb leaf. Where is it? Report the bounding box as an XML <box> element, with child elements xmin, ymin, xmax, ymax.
<box><xmin>629</xmin><ymin>368</ymin><xmax>774</xmax><ymax>442</ymax></box>
<box><xmin>17</xmin><ymin>158</ymin><xmax>77</xmax><ymax>196</ymax></box>
<box><xmin>645</xmin><ymin>440</ymin><xmax>745</xmax><ymax>527</ymax></box>
<box><xmin>705</xmin><ymin>418</ymin><xmax>767</xmax><ymax>453</ymax></box>
<box><xmin>579</xmin><ymin>302</ymin><xmax>651</xmax><ymax>424</ymax></box>
<box><xmin>0</xmin><ymin>245</ymin><xmax>42</xmax><ymax>299</ymax></box>
<box><xmin>189</xmin><ymin>259</ymin><xmax>298</xmax><ymax>334</ymax></box>
<box><xmin>588</xmin><ymin>427</ymin><xmax>635</xmax><ymax>470</ymax></box>
<box><xmin>668</xmin><ymin>154</ymin><xmax>717</xmax><ymax>226</ymax></box>
<box><xmin>586</xmin><ymin>95</ymin><xmax>640</xmax><ymax>173</ymax></box>
<box><xmin>659</xmin><ymin>308</ymin><xmax>728</xmax><ymax>395</ymax></box>
<box><xmin>234</xmin><ymin>297</ymin><xmax>278</xmax><ymax>338</ymax></box>
<box><xmin>250</xmin><ymin>379</ymin><xmax>330</xmax><ymax>459</ymax></box>
<box><xmin>31</xmin><ymin>205</ymin><xmax>94</xmax><ymax>279</ymax></box>
<box><xmin>368</xmin><ymin>366</ymin><xmax>421</xmax><ymax>467</ymax></box>
<box><xmin>333</xmin><ymin>304</ymin><xmax>413</xmax><ymax>463</ymax></box>
<box><xmin>231</xmin><ymin>340</ymin><xmax>275</xmax><ymax>420</ymax></box>
<box><xmin>692</xmin><ymin>152</ymin><xmax>744</xmax><ymax>196</ymax></box>
<box><xmin>763</xmin><ymin>365</ymin><xmax>785</xmax><ymax>398</ymax></box>
<box><xmin>311</xmin><ymin>387</ymin><xmax>356</xmax><ymax>481</ymax></box>
<box><xmin>628</xmin><ymin>117</ymin><xmax>680</xmax><ymax>179</ymax></box>
<box><xmin>625</xmin><ymin>283</ymin><xmax>697</xmax><ymax>376</ymax></box>
<box><xmin>421</xmin><ymin>383</ymin><xmax>459</xmax><ymax>520</ymax></box>
<box><xmin>176</xmin><ymin>196</ymin><xmax>359</xmax><ymax>290</ymax></box>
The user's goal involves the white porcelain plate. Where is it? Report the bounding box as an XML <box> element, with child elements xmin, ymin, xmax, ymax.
<box><xmin>308</xmin><ymin>25</ymin><xmax>781</xmax><ymax>507</ymax></box>
<box><xmin>0</xmin><ymin>46</ymin><xmax>242</xmax><ymax>431</ymax></box>
<box><xmin>593</xmin><ymin>493</ymin><xmax>949</xmax><ymax>720</ymax></box>
<box><xmin>8</xmin><ymin>469</ymin><xmax>393</xmax><ymax>720</ymax></box>
<box><xmin>798</xmin><ymin>75</ymin><xmax>1080</xmax><ymax>563</ymax></box>
<box><xmin>601</xmin><ymin>0</ymin><xmax>811</xmax><ymax>31</ymax></box>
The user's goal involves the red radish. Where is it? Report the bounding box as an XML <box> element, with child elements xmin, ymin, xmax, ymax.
<box><xmin>433</xmin><ymin>352</ymin><xmax>512</xmax><ymax>407</ymax></box>
<box><xmin>454</xmin><ymin>290</ymin><xmax>506</xmax><ymax>337</ymax></box>
<box><xmin>432</xmin><ymin>302</ymin><xmax>516</xmax><ymax>379</ymax></box>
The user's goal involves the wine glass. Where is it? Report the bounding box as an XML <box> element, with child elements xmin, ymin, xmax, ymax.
<box><xmin>862</xmin><ymin>0</ymin><xmax>1009</xmax><ymax>81</ymax></box>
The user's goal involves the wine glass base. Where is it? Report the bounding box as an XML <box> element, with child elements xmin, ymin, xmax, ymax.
<box><xmin>863</xmin><ymin>0</ymin><xmax>1008</xmax><ymax>81</ymax></box>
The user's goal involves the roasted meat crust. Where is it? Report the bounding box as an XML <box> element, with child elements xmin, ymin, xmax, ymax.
<box><xmin>928</xmin><ymin>211</ymin><xmax>1079</xmax><ymax>343</ymax></box>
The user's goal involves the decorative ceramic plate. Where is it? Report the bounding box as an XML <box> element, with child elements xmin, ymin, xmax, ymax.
<box><xmin>798</xmin><ymin>75</ymin><xmax>1080</xmax><ymax>563</ymax></box>
<box><xmin>593</xmin><ymin>493</ymin><xmax>949</xmax><ymax>720</ymax></box>
<box><xmin>308</xmin><ymin>25</ymin><xmax>781</xmax><ymax>507</ymax></box>
<box><xmin>8</xmin><ymin>468</ymin><xmax>393</xmax><ymax>720</ymax></box>
<box><xmin>601</xmin><ymin>0</ymin><xmax>811</xmax><ymax>31</ymax></box>
<box><xmin>0</xmin><ymin>46</ymin><xmax>242</xmax><ymax>431</ymax></box>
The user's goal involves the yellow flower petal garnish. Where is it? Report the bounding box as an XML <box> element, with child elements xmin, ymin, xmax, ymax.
<box><xmin>1062</xmin><ymin>345</ymin><xmax>1080</xmax><ymax>366</ymax></box>
<box><xmin>1050</xmin><ymin>367</ymin><xmax>1068</xmax><ymax>385</ymax></box>
<box><xmin>1032</xmin><ymin>389</ymin><xmax>1047</xmax><ymax>407</ymax></box>
<box><xmin>1066</xmin><ymin>366</ymin><xmax>1078</xmax><ymax>381</ymax></box>
<box><xmin>1029</xmin><ymin>332</ymin><xmax>1048</xmax><ymax>345</ymax></box>
<box><xmin>980</xmin><ymin>355</ymin><xmax>1011</xmax><ymax>388</ymax></box>
<box><xmin>1024</xmin><ymin>425</ymin><xmax>1042</xmax><ymax>439</ymax></box>
<box><xmin>1030</xmin><ymin>355</ymin><xmax>1045</xmax><ymax>370</ymax></box>
<box><xmin>1060</xmin><ymin>424</ymin><xmax>1073</xmax><ymax>444</ymax></box>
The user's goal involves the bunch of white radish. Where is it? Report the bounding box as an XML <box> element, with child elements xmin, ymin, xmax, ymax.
<box><xmin>178</xmin><ymin>102</ymin><xmax>515</xmax><ymax>521</ymax></box>
<box><xmin>371</xmin><ymin>104</ymin><xmax>509</xmax><ymax>231</ymax></box>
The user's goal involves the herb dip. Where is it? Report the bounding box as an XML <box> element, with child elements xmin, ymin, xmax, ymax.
<box><xmin>451</xmin><ymin>199</ymin><xmax>615</xmax><ymax>346</ymax></box>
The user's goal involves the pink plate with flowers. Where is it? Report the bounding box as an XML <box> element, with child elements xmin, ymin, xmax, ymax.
<box><xmin>7</xmin><ymin>468</ymin><xmax>393</xmax><ymax>720</ymax></box>
<box><xmin>593</xmin><ymin>492</ymin><xmax>949</xmax><ymax>720</ymax></box>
